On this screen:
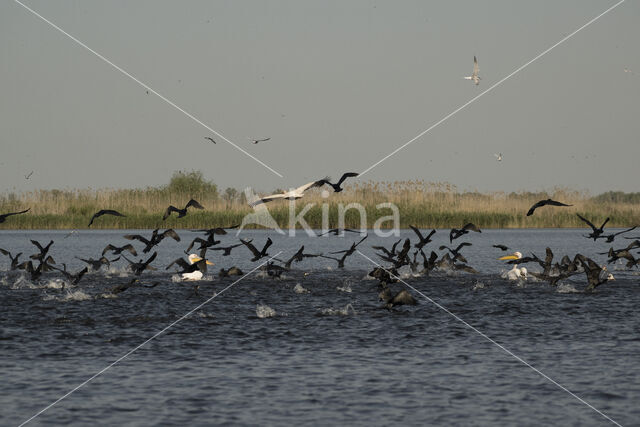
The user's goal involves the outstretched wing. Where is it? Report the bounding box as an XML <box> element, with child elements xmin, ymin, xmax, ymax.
<box><xmin>186</xmin><ymin>199</ymin><xmax>205</xmax><ymax>210</ymax></box>
<box><xmin>576</xmin><ymin>214</ymin><xmax>597</xmax><ymax>231</ymax></box>
<box><xmin>336</xmin><ymin>172</ymin><xmax>359</xmax><ymax>187</ymax></box>
<box><xmin>472</xmin><ymin>56</ymin><xmax>479</xmax><ymax>77</ymax></box>
<box><xmin>163</xmin><ymin>206</ymin><xmax>180</xmax><ymax>220</ymax></box>
<box><xmin>526</xmin><ymin>200</ymin><xmax>544</xmax><ymax>216</ymax></box>
<box><xmin>161</xmin><ymin>228</ymin><xmax>181</xmax><ymax>242</ymax></box>
<box><xmin>240</xmin><ymin>239</ymin><xmax>261</xmax><ymax>257</ymax></box>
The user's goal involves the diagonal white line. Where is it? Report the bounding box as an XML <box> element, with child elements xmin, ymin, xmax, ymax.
<box><xmin>356</xmin><ymin>250</ymin><xmax>622</xmax><ymax>427</ymax></box>
<box><xmin>359</xmin><ymin>0</ymin><xmax>626</xmax><ymax>177</ymax></box>
<box><xmin>18</xmin><ymin>252</ymin><xmax>283</xmax><ymax>427</ymax></box>
<box><xmin>12</xmin><ymin>0</ymin><xmax>284</xmax><ymax>178</ymax></box>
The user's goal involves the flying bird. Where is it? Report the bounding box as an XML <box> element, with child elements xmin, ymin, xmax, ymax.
<box><xmin>576</xmin><ymin>214</ymin><xmax>610</xmax><ymax>241</ymax></box>
<box><xmin>121</xmin><ymin>252</ymin><xmax>158</xmax><ymax>276</ymax></box>
<box><xmin>494</xmin><ymin>153</ymin><xmax>502</xmax><ymax>162</ymax></box>
<box><xmin>249</xmin><ymin>137</ymin><xmax>270</xmax><ymax>144</ymax></box>
<box><xmin>0</xmin><ymin>208</ymin><xmax>30</xmax><ymax>224</ymax></box>
<box><xmin>463</xmin><ymin>56</ymin><xmax>481</xmax><ymax>85</ymax></box>
<box><xmin>449</xmin><ymin>223</ymin><xmax>481</xmax><ymax>243</ymax></box>
<box><xmin>102</xmin><ymin>244</ymin><xmax>138</xmax><ymax>257</ymax></box>
<box><xmin>240</xmin><ymin>237</ymin><xmax>273</xmax><ymax>261</ymax></box>
<box><xmin>602</xmin><ymin>226</ymin><xmax>636</xmax><ymax>243</ymax></box>
<box><xmin>163</xmin><ymin>199</ymin><xmax>205</xmax><ymax>220</ymax></box>
<box><xmin>526</xmin><ymin>199</ymin><xmax>572</xmax><ymax>216</ymax></box>
<box><xmin>320</xmin><ymin>172</ymin><xmax>359</xmax><ymax>192</ymax></box>
<box><xmin>0</xmin><ymin>248</ymin><xmax>23</xmax><ymax>270</ymax></box>
<box><xmin>25</xmin><ymin>171</ymin><xmax>33</xmax><ymax>179</ymax></box>
<box><xmin>204</xmin><ymin>137</ymin><xmax>216</xmax><ymax>144</ymax></box>
<box><xmin>75</xmin><ymin>256</ymin><xmax>116</xmax><ymax>271</ymax></box>
<box><xmin>319</xmin><ymin>228</ymin><xmax>362</xmax><ymax>236</ymax></box>
<box><xmin>88</xmin><ymin>209</ymin><xmax>126</xmax><ymax>227</ymax></box>
<box><xmin>409</xmin><ymin>225</ymin><xmax>436</xmax><ymax>249</ymax></box>
<box><xmin>124</xmin><ymin>229</ymin><xmax>180</xmax><ymax>253</ymax></box>
<box><xmin>249</xmin><ymin>179</ymin><xmax>325</xmax><ymax>207</ymax></box>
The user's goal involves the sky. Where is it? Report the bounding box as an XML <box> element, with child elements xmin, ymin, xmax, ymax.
<box><xmin>1</xmin><ymin>0</ymin><xmax>639</xmax><ymax>195</ymax></box>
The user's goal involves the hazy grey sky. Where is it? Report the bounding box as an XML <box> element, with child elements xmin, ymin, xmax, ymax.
<box><xmin>1</xmin><ymin>0</ymin><xmax>638</xmax><ymax>195</ymax></box>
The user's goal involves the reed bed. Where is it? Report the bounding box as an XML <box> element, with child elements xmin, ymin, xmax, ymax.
<box><xmin>1</xmin><ymin>179</ymin><xmax>639</xmax><ymax>230</ymax></box>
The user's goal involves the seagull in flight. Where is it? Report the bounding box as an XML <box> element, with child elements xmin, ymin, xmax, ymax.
<box><xmin>249</xmin><ymin>179</ymin><xmax>325</xmax><ymax>207</ymax></box>
<box><xmin>249</xmin><ymin>137</ymin><xmax>270</xmax><ymax>144</ymax></box>
<box><xmin>494</xmin><ymin>153</ymin><xmax>502</xmax><ymax>162</ymax></box>
<box><xmin>464</xmin><ymin>56</ymin><xmax>481</xmax><ymax>85</ymax></box>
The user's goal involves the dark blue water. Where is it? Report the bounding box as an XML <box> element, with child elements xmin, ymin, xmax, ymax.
<box><xmin>1</xmin><ymin>229</ymin><xmax>639</xmax><ymax>426</ymax></box>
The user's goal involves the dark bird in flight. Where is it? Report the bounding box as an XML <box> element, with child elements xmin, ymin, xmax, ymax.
<box><xmin>163</xmin><ymin>199</ymin><xmax>205</xmax><ymax>220</ymax></box>
<box><xmin>102</xmin><ymin>244</ymin><xmax>138</xmax><ymax>257</ymax></box>
<box><xmin>29</xmin><ymin>240</ymin><xmax>54</xmax><ymax>262</ymax></box>
<box><xmin>0</xmin><ymin>208</ymin><xmax>30</xmax><ymax>224</ymax></box>
<box><xmin>605</xmin><ymin>243</ymin><xmax>639</xmax><ymax>269</ymax></box>
<box><xmin>208</xmin><ymin>243</ymin><xmax>244</xmax><ymax>256</ymax></box>
<box><xmin>575</xmin><ymin>254</ymin><xmax>615</xmax><ymax>292</ymax></box>
<box><xmin>204</xmin><ymin>137</ymin><xmax>216</xmax><ymax>144</ymax></box>
<box><xmin>601</xmin><ymin>226</ymin><xmax>636</xmax><ymax>243</ymax></box>
<box><xmin>185</xmin><ymin>225</ymin><xmax>240</xmax><ymax>253</ymax></box>
<box><xmin>320</xmin><ymin>172</ymin><xmax>359</xmax><ymax>192</ymax></box>
<box><xmin>329</xmin><ymin>235</ymin><xmax>368</xmax><ymax>256</ymax></box>
<box><xmin>439</xmin><ymin>242</ymin><xmax>472</xmax><ymax>263</ymax></box>
<box><xmin>25</xmin><ymin>171</ymin><xmax>33</xmax><ymax>179</ymax></box>
<box><xmin>249</xmin><ymin>137</ymin><xmax>270</xmax><ymax>144</ymax></box>
<box><xmin>281</xmin><ymin>245</ymin><xmax>322</xmax><ymax>269</ymax></box>
<box><xmin>240</xmin><ymin>237</ymin><xmax>273</xmax><ymax>261</ymax></box>
<box><xmin>576</xmin><ymin>214</ymin><xmax>610</xmax><ymax>241</ymax></box>
<box><xmin>16</xmin><ymin>259</ymin><xmax>53</xmax><ymax>281</ymax></box>
<box><xmin>493</xmin><ymin>244</ymin><xmax>509</xmax><ymax>251</ymax></box>
<box><xmin>409</xmin><ymin>225</ymin><xmax>436</xmax><ymax>249</ymax></box>
<box><xmin>372</xmin><ymin>239</ymin><xmax>403</xmax><ymax>258</ymax></box>
<box><xmin>124</xmin><ymin>229</ymin><xmax>181</xmax><ymax>253</ymax></box>
<box><xmin>88</xmin><ymin>209</ymin><xmax>126</xmax><ymax>227</ymax></box>
<box><xmin>0</xmin><ymin>248</ymin><xmax>23</xmax><ymax>270</ymax></box>
<box><xmin>526</xmin><ymin>199</ymin><xmax>572</xmax><ymax>216</ymax></box>
<box><xmin>318</xmin><ymin>228</ymin><xmax>361</xmax><ymax>236</ymax></box>
<box><xmin>121</xmin><ymin>252</ymin><xmax>158</xmax><ymax>275</ymax></box>
<box><xmin>449</xmin><ymin>223</ymin><xmax>481</xmax><ymax>243</ymax></box>
<box><xmin>51</xmin><ymin>264</ymin><xmax>89</xmax><ymax>288</ymax></box>
<box><xmin>75</xmin><ymin>256</ymin><xmax>117</xmax><ymax>271</ymax></box>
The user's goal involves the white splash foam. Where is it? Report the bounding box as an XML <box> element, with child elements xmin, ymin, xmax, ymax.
<box><xmin>293</xmin><ymin>283</ymin><xmax>310</xmax><ymax>294</ymax></box>
<box><xmin>318</xmin><ymin>303</ymin><xmax>356</xmax><ymax>316</ymax></box>
<box><xmin>256</xmin><ymin>304</ymin><xmax>276</xmax><ymax>318</ymax></box>
<box><xmin>556</xmin><ymin>283</ymin><xmax>580</xmax><ymax>293</ymax></box>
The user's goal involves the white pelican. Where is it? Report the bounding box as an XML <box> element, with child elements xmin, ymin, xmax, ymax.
<box><xmin>180</xmin><ymin>254</ymin><xmax>214</xmax><ymax>281</ymax></box>
<box><xmin>464</xmin><ymin>56</ymin><xmax>481</xmax><ymax>85</ymax></box>
<box><xmin>249</xmin><ymin>179</ymin><xmax>325</xmax><ymax>207</ymax></box>
<box><xmin>499</xmin><ymin>252</ymin><xmax>528</xmax><ymax>280</ymax></box>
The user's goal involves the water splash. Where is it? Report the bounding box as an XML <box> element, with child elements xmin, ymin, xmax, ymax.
<box><xmin>318</xmin><ymin>303</ymin><xmax>356</xmax><ymax>316</ymax></box>
<box><xmin>556</xmin><ymin>283</ymin><xmax>580</xmax><ymax>293</ymax></box>
<box><xmin>293</xmin><ymin>283</ymin><xmax>310</xmax><ymax>294</ymax></box>
<box><xmin>256</xmin><ymin>304</ymin><xmax>276</xmax><ymax>318</ymax></box>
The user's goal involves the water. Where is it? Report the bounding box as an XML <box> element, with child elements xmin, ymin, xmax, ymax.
<box><xmin>1</xmin><ymin>229</ymin><xmax>639</xmax><ymax>426</ymax></box>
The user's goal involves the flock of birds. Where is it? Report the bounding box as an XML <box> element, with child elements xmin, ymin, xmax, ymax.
<box><xmin>2</xmin><ymin>173</ymin><xmax>638</xmax><ymax>307</ymax></box>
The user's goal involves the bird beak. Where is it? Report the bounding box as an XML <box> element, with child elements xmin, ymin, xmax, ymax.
<box><xmin>206</xmin><ymin>260</ymin><xmax>214</xmax><ymax>265</ymax></box>
<box><xmin>498</xmin><ymin>254</ymin><xmax>519</xmax><ymax>261</ymax></box>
